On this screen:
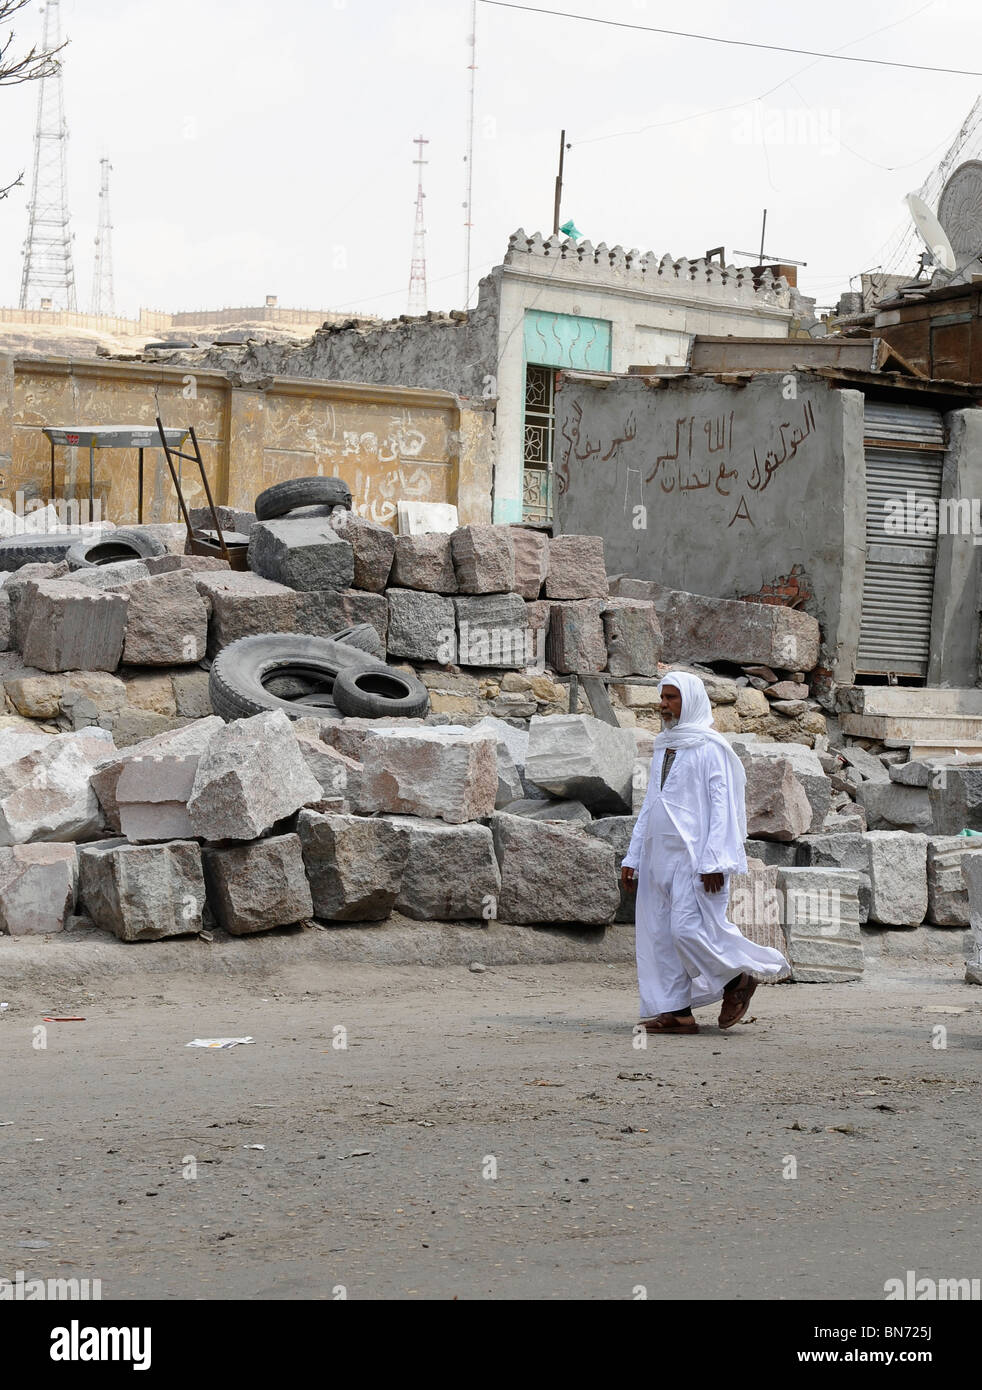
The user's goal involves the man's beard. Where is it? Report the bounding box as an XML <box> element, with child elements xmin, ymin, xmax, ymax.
<box><xmin>661</xmin><ymin>712</ymin><xmax>678</xmax><ymax>728</ymax></box>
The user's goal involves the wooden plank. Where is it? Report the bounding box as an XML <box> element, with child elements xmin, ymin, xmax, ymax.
<box><xmin>580</xmin><ymin>675</ymin><xmax>620</xmax><ymax>726</ymax></box>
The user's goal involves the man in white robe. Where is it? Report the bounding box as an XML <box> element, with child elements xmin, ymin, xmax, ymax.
<box><xmin>622</xmin><ymin>670</ymin><xmax>790</xmax><ymax>1034</ymax></box>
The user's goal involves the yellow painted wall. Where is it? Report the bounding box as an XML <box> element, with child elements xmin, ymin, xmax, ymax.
<box><xmin>0</xmin><ymin>356</ymin><xmax>493</xmax><ymax>530</ymax></box>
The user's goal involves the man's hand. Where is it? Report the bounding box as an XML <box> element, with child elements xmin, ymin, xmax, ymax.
<box><xmin>621</xmin><ymin>866</ymin><xmax>637</xmax><ymax>893</ymax></box>
<box><xmin>700</xmin><ymin>872</ymin><xmax>724</xmax><ymax>894</ymax></box>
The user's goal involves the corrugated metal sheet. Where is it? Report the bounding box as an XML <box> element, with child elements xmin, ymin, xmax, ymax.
<box><xmin>857</xmin><ymin>402</ymin><xmax>944</xmax><ymax>676</ymax></box>
<box><xmin>861</xmin><ymin>399</ymin><xmax>946</xmax><ymax>447</ymax></box>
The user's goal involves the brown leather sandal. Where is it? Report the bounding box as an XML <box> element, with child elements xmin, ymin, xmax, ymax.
<box><xmin>718</xmin><ymin>973</ymin><xmax>758</xmax><ymax>1029</ymax></box>
<box><xmin>643</xmin><ymin>1012</ymin><xmax>699</xmax><ymax>1035</ymax></box>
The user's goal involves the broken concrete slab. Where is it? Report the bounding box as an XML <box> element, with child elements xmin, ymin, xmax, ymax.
<box><xmin>612</xmin><ymin>578</ymin><xmax>820</xmax><ymax>671</ymax></box>
<box><xmin>745</xmin><ymin>838</ymin><xmax>798</xmax><ymax>869</ymax></box>
<box><xmin>298</xmin><ymin>809</ymin><xmax>411</xmax><ymax>920</ymax></box>
<box><xmin>327</xmin><ymin>511</ymin><xmax>396</xmax><ymax>592</ymax></box>
<box><xmin>90</xmin><ymin>718</ymin><xmax>224</xmax><ymax>831</ymax></box>
<box><xmin>501</xmin><ymin>798</ymin><xmax>593</xmax><ymax>823</ymax></box>
<box><xmin>731</xmin><ymin>738</ymin><xmax>831</xmax><ymax>833</ymax></box>
<box><xmin>115</xmin><ymin>754</ymin><xmax>200</xmax><ymax>843</ymax></box>
<box><xmin>858</xmin><ymin>779</ymin><xmax>932</xmax><ymax>832</ymax></box>
<box><xmin>111</xmin><ymin>711</ymin><xmax>195</xmax><ymax>749</ymax></box>
<box><xmin>928</xmin><ymin>765</ymin><xmax>982</xmax><ymax>836</ymax></box>
<box><xmin>171</xmin><ymin>669</ymin><xmax>213</xmax><ymax>719</ymax></box>
<box><xmin>19</xmin><ymin>580</ymin><xmax>128</xmax><ymax>674</ymax></box>
<box><xmin>775</xmin><ymin>866</ymin><xmax>864</xmax><ymax>982</ymax></box>
<box><xmin>961</xmin><ymin>853</ymin><xmax>982</xmax><ymax>984</ymax></box>
<box><xmin>926</xmin><ymin>835</ymin><xmax>982</xmax><ymax>926</ymax></box>
<box><xmin>546</xmin><ymin>599</ymin><xmax>607</xmax><ymax>674</ymax></box>
<box><xmin>490</xmin><ymin>812</ymin><xmax>619</xmax><ymax>924</ymax></box>
<box><xmin>193</xmin><ymin>571</ymin><xmax>298</xmax><ymax>656</ymax></box>
<box><xmin>187</xmin><ymin>710</ymin><xmax>323</xmax><ymax>841</ymax></box>
<box><xmin>120</xmin><ymin>571</ymin><xmax>209</xmax><ymax>667</ymax></box>
<box><xmin>386</xmin><ymin>589</ymin><xmax>456</xmax><ymax>662</ymax></box>
<box><xmin>864</xmin><ymin>830</ymin><xmax>928</xmax><ymax>926</ymax></box>
<box><xmin>545</xmin><ymin>535</ymin><xmax>608</xmax><ymax>600</ymax></box>
<box><xmin>742</xmin><ymin>757</ymin><xmax>812</xmax><ymax>842</ymax></box>
<box><xmin>385</xmin><ymin>816</ymin><xmax>501</xmax><ymax>920</ymax></box>
<box><xmin>0</xmin><ymin>843</ymin><xmax>77</xmax><ymax>934</ymax></box>
<box><xmin>525</xmin><ymin>714</ymin><xmax>635</xmax><ymax>815</ymax></box>
<box><xmin>248</xmin><ymin>518</ymin><xmax>354</xmax><ymax>591</ymax></box>
<box><xmin>202</xmin><ymin>833</ymin><xmax>313</xmax><ymax>935</ymax></box>
<box><xmin>584</xmin><ymin>814</ymin><xmax>638</xmax><ymax>922</ymax></box>
<box><xmin>833</xmin><ymin>744</ymin><xmax>890</xmax><ymax>783</ymax></box>
<box><xmin>450</xmin><ymin>525</ymin><xmax>515</xmax><ymax>594</ymax></box>
<box><xmin>0</xmin><ymin>727</ymin><xmax>113</xmax><ymax>845</ymax></box>
<box><xmin>508</xmin><ymin>526</ymin><xmax>549</xmax><ymax>599</ymax></box>
<box><xmin>793</xmin><ymin>833</ymin><xmax>871</xmax><ymax>923</ymax></box>
<box><xmin>66</xmin><ymin>559</ymin><xmax>150</xmax><ymax>589</ymax></box>
<box><xmin>295</xmin><ymin>588</ymin><xmax>388</xmax><ymax>650</ymax></box>
<box><xmin>602</xmin><ymin>598</ymin><xmax>662</xmax><ymax>678</ymax></box>
<box><xmin>293</xmin><ymin>726</ymin><xmax>359</xmax><ymax>804</ymax></box>
<box><xmin>454</xmin><ymin>593</ymin><xmax>530</xmax><ymax>668</ymax></box>
<box><xmin>390</xmin><ymin>533</ymin><xmax>457</xmax><ymax>593</ymax></box>
<box><xmin>77</xmin><ymin>838</ymin><xmax>206</xmax><ymax>941</ymax></box>
<box><xmin>143</xmin><ymin>554</ymin><xmax>231</xmax><ymax>576</ymax></box>
<box><xmin>890</xmin><ymin>754</ymin><xmax>982</xmax><ymax>788</ymax></box>
<box><xmin>188</xmin><ymin>505</ymin><xmax>257</xmax><ymax>538</ymax></box>
<box><xmin>352</xmin><ymin>727</ymin><xmax>498</xmax><ymax>824</ymax></box>
<box><xmin>524</xmin><ymin>600</ymin><xmax>551</xmax><ymax>662</ymax></box>
<box><xmin>726</xmin><ymin>859</ymin><xmax>787</xmax><ymax>959</ymax></box>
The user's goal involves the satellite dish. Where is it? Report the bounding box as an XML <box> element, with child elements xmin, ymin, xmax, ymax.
<box><xmin>905</xmin><ymin>193</ymin><xmax>957</xmax><ymax>272</ymax></box>
<box><xmin>938</xmin><ymin>160</ymin><xmax>982</xmax><ymax>276</ymax></box>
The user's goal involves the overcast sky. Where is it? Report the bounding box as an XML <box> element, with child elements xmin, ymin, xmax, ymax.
<box><xmin>2</xmin><ymin>0</ymin><xmax>980</xmax><ymax>320</ymax></box>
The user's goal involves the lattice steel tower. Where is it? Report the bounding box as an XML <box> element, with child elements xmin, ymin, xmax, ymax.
<box><xmin>19</xmin><ymin>0</ymin><xmax>77</xmax><ymax>311</ymax></box>
<box><xmin>408</xmin><ymin>135</ymin><xmax>429</xmax><ymax>316</ymax></box>
<box><xmin>90</xmin><ymin>158</ymin><xmax>115</xmax><ymax>314</ymax></box>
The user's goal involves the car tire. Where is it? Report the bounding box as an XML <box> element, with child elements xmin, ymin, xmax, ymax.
<box><xmin>253</xmin><ymin>478</ymin><xmax>351</xmax><ymax>522</ymax></box>
<box><xmin>331</xmin><ymin>665</ymin><xmax>430</xmax><ymax>719</ymax></box>
<box><xmin>0</xmin><ymin>529</ymin><xmax>108</xmax><ymax>571</ymax></box>
<box><xmin>254</xmin><ymin>476</ymin><xmax>352</xmax><ymax>521</ymax></box>
<box><xmin>208</xmin><ymin>632</ymin><xmax>384</xmax><ymax>722</ymax></box>
<box><xmin>66</xmin><ymin>526</ymin><xmax>168</xmax><ymax>569</ymax></box>
<box><xmin>330</xmin><ymin>623</ymin><xmax>386</xmax><ymax>659</ymax></box>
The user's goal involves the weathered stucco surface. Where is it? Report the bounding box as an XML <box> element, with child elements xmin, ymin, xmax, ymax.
<box><xmin>1</xmin><ymin>356</ymin><xmax>492</xmax><ymax>530</ymax></box>
<box><xmin>554</xmin><ymin>373</ymin><xmax>982</xmax><ymax>686</ymax></box>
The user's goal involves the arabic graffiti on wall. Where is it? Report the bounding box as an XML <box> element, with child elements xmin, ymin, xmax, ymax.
<box><xmin>558</xmin><ymin>396</ymin><xmax>818</xmax><ymax>527</ymax></box>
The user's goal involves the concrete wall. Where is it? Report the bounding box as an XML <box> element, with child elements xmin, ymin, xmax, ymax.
<box><xmin>182</xmin><ymin>271</ymin><xmax>503</xmax><ymax>404</ymax></box>
<box><xmin>930</xmin><ymin>408</ymin><xmax>982</xmax><ymax>687</ymax></box>
<box><xmin>0</xmin><ymin>355</ymin><xmax>492</xmax><ymax>530</ymax></box>
<box><xmin>492</xmin><ymin>231</ymin><xmax>794</xmax><ymax>524</ymax></box>
<box><xmin>168</xmin><ymin>232</ymin><xmax>792</xmax><ymax>527</ymax></box>
<box><xmin>553</xmin><ymin>372</ymin><xmax>864</xmax><ymax>681</ymax></box>
<box><xmin>554</xmin><ymin>372</ymin><xmax>982</xmax><ymax>687</ymax></box>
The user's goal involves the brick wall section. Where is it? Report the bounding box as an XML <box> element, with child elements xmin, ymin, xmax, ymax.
<box><xmin>738</xmin><ymin>564</ymin><xmax>812</xmax><ymax>610</ymax></box>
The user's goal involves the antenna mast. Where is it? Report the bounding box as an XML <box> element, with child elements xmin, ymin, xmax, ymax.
<box><xmin>19</xmin><ymin>0</ymin><xmax>77</xmax><ymax>311</ymax></box>
<box><xmin>463</xmin><ymin>1</ymin><xmax>477</xmax><ymax>308</ymax></box>
<box><xmin>408</xmin><ymin>134</ymin><xmax>429</xmax><ymax>316</ymax></box>
<box><xmin>90</xmin><ymin>157</ymin><xmax>115</xmax><ymax>315</ymax></box>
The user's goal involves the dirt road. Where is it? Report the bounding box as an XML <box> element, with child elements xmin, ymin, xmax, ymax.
<box><xmin>1</xmin><ymin>956</ymin><xmax>979</xmax><ymax>1300</ymax></box>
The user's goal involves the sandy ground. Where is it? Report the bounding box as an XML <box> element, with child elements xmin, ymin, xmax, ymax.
<box><xmin>1</xmin><ymin>954</ymin><xmax>979</xmax><ymax>1302</ymax></box>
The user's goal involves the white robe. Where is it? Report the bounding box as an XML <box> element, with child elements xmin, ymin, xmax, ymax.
<box><xmin>624</xmin><ymin>743</ymin><xmax>790</xmax><ymax>1017</ymax></box>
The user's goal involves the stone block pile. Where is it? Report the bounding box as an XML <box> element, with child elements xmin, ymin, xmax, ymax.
<box><xmin>0</xmin><ymin>509</ymin><xmax>977</xmax><ymax>982</ymax></box>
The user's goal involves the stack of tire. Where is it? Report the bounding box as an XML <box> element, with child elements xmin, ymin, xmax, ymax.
<box><xmin>209</xmin><ymin>476</ymin><xmax>430</xmax><ymax>723</ymax></box>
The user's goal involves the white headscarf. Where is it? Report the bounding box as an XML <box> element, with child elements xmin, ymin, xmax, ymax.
<box><xmin>654</xmin><ymin>670</ymin><xmax>747</xmax><ymax>840</ymax></box>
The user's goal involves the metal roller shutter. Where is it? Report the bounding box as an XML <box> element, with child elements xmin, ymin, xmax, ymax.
<box><xmin>856</xmin><ymin>401</ymin><xmax>945</xmax><ymax>677</ymax></box>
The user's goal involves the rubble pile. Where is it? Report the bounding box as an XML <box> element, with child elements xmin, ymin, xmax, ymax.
<box><xmin>0</xmin><ymin>501</ymin><xmax>976</xmax><ymax>983</ymax></box>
